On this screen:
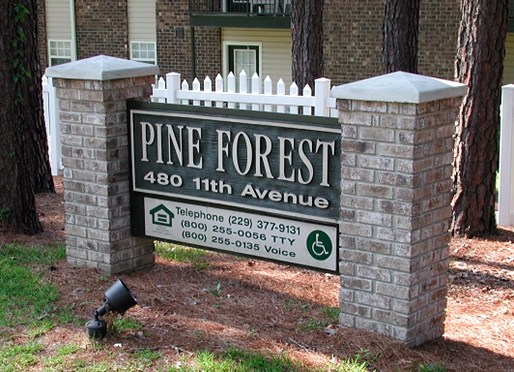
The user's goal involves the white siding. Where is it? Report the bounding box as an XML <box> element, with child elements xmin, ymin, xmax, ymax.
<box><xmin>128</xmin><ymin>0</ymin><xmax>156</xmax><ymax>42</ymax></box>
<box><xmin>46</xmin><ymin>0</ymin><xmax>72</xmax><ymax>40</ymax></box>
<box><xmin>504</xmin><ymin>33</ymin><xmax>514</xmax><ymax>85</ymax></box>
<box><xmin>222</xmin><ymin>29</ymin><xmax>292</xmax><ymax>89</ymax></box>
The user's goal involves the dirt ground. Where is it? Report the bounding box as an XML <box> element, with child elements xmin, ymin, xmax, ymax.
<box><xmin>1</xmin><ymin>177</ymin><xmax>513</xmax><ymax>371</ymax></box>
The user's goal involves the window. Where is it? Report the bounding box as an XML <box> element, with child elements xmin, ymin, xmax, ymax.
<box><xmin>49</xmin><ymin>40</ymin><xmax>72</xmax><ymax>66</ymax></box>
<box><xmin>130</xmin><ymin>42</ymin><xmax>157</xmax><ymax>65</ymax></box>
<box><xmin>227</xmin><ymin>44</ymin><xmax>261</xmax><ymax>91</ymax></box>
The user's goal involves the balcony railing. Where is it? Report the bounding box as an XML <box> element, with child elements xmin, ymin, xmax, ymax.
<box><xmin>189</xmin><ymin>0</ymin><xmax>291</xmax><ymax>16</ymax></box>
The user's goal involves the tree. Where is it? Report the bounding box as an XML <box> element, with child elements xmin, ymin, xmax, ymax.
<box><xmin>291</xmin><ymin>0</ymin><xmax>324</xmax><ymax>92</ymax></box>
<box><xmin>382</xmin><ymin>0</ymin><xmax>420</xmax><ymax>73</ymax></box>
<box><xmin>0</xmin><ymin>1</ymin><xmax>54</xmax><ymax>234</ymax></box>
<box><xmin>452</xmin><ymin>0</ymin><xmax>507</xmax><ymax>236</ymax></box>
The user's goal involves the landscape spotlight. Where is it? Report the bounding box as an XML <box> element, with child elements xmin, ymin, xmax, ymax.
<box><xmin>85</xmin><ymin>279</ymin><xmax>137</xmax><ymax>339</ymax></box>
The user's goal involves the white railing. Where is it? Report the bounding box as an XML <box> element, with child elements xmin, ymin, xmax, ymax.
<box><xmin>499</xmin><ymin>84</ymin><xmax>514</xmax><ymax>227</ymax></box>
<box><xmin>151</xmin><ymin>71</ymin><xmax>338</xmax><ymax>118</ymax></box>
<box><xmin>42</xmin><ymin>75</ymin><xmax>63</xmax><ymax>176</ymax></box>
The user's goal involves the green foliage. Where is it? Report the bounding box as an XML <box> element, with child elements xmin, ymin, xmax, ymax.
<box><xmin>9</xmin><ymin>2</ymin><xmax>34</xmax><ymax>166</ymax></box>
<box><xmin>331</xmin><ymin>357</ymin><xmax>370</xmax><ymax>372</ymax></box>
<box><xmin>55</xmin><ymin>344</ymin><xmax>81</xmax><ymax>356</ymax></box>
<box><xmin>27</xmin><ymin>320</ymin><xmax>55</xmax><ymax>338</ymax></box>
<box><xmin>133</xmin><ymin>348</ymin><xmax>162</xmax><ymax>365</ymax></box>
<box><xmin>0</xmin><ymin>208</ymin><xmax>10</xmax><ymax>227</ymax></box>
<box><xmin>320</xmin><ymin>305</ymin><xmax>340</xmax><ymax>322</ymax></box>
<box><xmin>11</xmin><ymin>3</ymin><xmax>31</xmax><ymax>84</ymax></box>
<box><xmin>13</xmin><ymin>4</ymin><xmax>29</xmax><ymax>23</ymax></box>
<box><xmin>282</xmin><ymin>299</ymin><xmax>297</xmax><ymax>311</ymax></box>
<box><xmin>0</xmin><ymin>242</ymin><xmax>66</xmax><ymax>265</ymax></box>
<box><xmin>354</xmin><ymin>348</ymin><xmax>379</xmax><ymax>364</ymax></box>
<box><xmin>416</xmin><ymin>361</ymin><xmax>447</xmax><ymax>372</ymax></box>
<box><xmin>96</xmin><ymin>274</ymin><xmax>109</xmax><ymax>282</ymax></box>
<box><xmin>112</xmin><ymin>316</ymin><xmax>144</xmax><ymax>332</ymax></box>
<box><xmin>299</xmin><ymin>319</ymin><xmax>330</xmax><ymax>332</ymax></box>
<box><xmin>0</xmin><ymin>341</ymin><xmax>44</xmax><ymax>371</ymax></box>
<box><xmin>168</xmin><ymin>348</ymin><xmax>304</xmax><ymax>372</ymax></box>
<box><xmin>0</xmin><ymin>243</ymin><xmax>66</xmax><ymax>328</ymax></box>
<box><xmin>209</xmin><ymin>282</ymin><xmax>222</xmax><ymax>297</ymax></box>
<box><xmin>155</xmin><ymin>242</ymin><xmax>209</xmax><ymax>270</ymax></box>
<box><xmin>284</xmin><ymin>301</ymin><xmax>339</xmax><ymax>332</ymax></box>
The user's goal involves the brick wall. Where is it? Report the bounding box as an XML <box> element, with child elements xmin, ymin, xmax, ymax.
<box><xmin>156</xmin><ymin>0</ymin><xmax>190</xmax><ymax>78</ymax></box>
<box><xmin>156</xmin><ymin>0</ymin><xmax>221</xmax><ymax>81</ymax></box>
<box><xmin>418</xmin><ymin>1</ymin><xmax>461</xmax><ymax>80</ymax></box>
<box><xmin>53</xmin><ymin>68</ymin><xmax>156</xmax><ymax>273</ymax></box>
<box><xmin>39</xmin><ymin>1</ymin><xmax>459</xmax><ymax>83</ymax></box>
<box><xmin>75</xmin><ymin>0</ymin><xmax>129</xmax><ymax>60</ymax></box>
<box><xmin>324</xmin><ymin>0</ymin><xmax>461</xmax><ymax>85</ymax></box>
<box><xmin>38</xmin><ymin>0</ymin><xmax>48</xmax><ymax>68</ymax></box>
<box><xmin>194</xmin><ymin>28</ymin><xmax>222</xmax><ymax>81</ymax></box>
<box><xmin>324</xmin><ymin>1</ymin><xmax>383</xmax><ymax>85</ymax></box>
<box><xmin>335</xmin><ymin>79</ymin><xmax>462</xmax><ymax>345</ymax></box>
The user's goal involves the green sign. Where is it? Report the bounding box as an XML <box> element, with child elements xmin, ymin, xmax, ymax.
<box><xmin>129</xmin><ymin>102</ymin><xmax>340</xmax><ymax>273</ymax></box>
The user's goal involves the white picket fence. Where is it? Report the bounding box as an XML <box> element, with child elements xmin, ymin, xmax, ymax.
<box><xmin>42</xmin><ymin>75</ymin><xmax>63</xmax><ymax>176</ymax></box>
<box><xmin>151</xmin><ymin>71</ymin><xmax>338</xmax><ymax>117</ymax></box>
<box><xmin>499</xmin><ymin>85</ymin><xmax>514</xmax><ymax>227</ymax></box>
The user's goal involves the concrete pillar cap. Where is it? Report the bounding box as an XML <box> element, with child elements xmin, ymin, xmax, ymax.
<box><xmin>331</xmin><ymin>71</ymin><xmax>467</xmax><ymax>104</ymax></box>
<box><xmin>45</xmin><ymin>55</ymin><xmax>159</xmax><ymax>81</ymax></box>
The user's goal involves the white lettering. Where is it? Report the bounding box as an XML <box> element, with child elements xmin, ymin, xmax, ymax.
<box><xmin>216</xmin><ymin>130</ymin><xmax>231</xmax><ymax>172</ymax></box>
<box><xmin>241</xmin><ymin>183</ymin><xmax>257</xmax><ymax>198</ymax></box>
<box><xmin>298</xmin><ymin>139</ymin><xmax>314</xmax><ymax>184</ymax></box>
<box><xmin>166</xmin><ymin>124</ymin><xmax>184</xmax><ymax>166</ymax></box>
<box><xmin>232</xmin><ymin>132</ymin><xmax>253</xmax><ymax>175</ymax></box>
<box><xmin>187</xmin><ymin>127</ymin><xmax>203</xmax><ymax>169</ymax></box>
<box><xmin>155</xmin><ymin>124</ymin><xmax>164</xmax><ymax>163</ymax></box>
<box><xmin>254</xmin><ymin>134</ymin><xmax>274</xmax><ymax>179</ymax></box>
<box><xmin>278</xmin><ymin>136</ymin><xmax>295</xmax><ymax>182</ymax></box>
<box><xmin>140</xmin><ymin>122</ymin><xmax>155</xmax><ymax>162</ymax></box>
<box><xmin>240</xmin><ymin>184</ymin><xmax>329</xmax><ymax>209</ymax></box>
<box><xmin>316</xmin><ymin>139</ymin><xmax>335</xmax><ymax>187</ymax></box>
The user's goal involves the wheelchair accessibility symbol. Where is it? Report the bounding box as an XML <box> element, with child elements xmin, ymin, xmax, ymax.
<box><xmin>306</xmin><ymin>230</ymin><xmax>332</xmax><ymax>261</ymax></box>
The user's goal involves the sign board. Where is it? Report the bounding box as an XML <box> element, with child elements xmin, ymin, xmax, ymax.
<box><xmin>129</xmin><ymin>102</ymin><xmax>341</xmax><ymax>273</ymax></box>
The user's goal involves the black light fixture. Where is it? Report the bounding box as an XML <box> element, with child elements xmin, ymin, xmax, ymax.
<box><xmin>85</xmin><ymin>279</ymin><xmax>137</xmax><ymax>339</ymax></box>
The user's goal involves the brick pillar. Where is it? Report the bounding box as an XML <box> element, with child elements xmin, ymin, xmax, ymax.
<box><xmin>331</xmin><ymin>72</ymin><xmax>466</xmax><ymax>347</ymax></box>
<box><xmin>45</xmin><ymin>55</ymin><xmax>159</xmax><ymax>274</ymax></box>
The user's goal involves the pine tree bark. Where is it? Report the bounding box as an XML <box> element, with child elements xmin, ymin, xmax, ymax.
<box><xmin>0</xmin><ymin>0</ymin><xmax>52</xmax><ymax>234</ymax></box>
<box><xmin>291</xmin><ymin>0</ymin><xmax>324</xmax><ymax>92</ymax></box>
<box><xmin>382</xmin><ymin>0</ymin><xmax>420</xmax><ymax>73</ymax></box>
<box><xmin>25</xmin><ymin>0</ymin><xmax>55</xmax><ymax>194</ymax></box>
<box><xmin>452</xmin><ymin>0</ymin><xmax>507</xmax><ymax>237</ymax></box>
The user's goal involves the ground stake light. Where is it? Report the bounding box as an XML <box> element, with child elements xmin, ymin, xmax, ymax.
<box><xmin>85</xmin><ymin>279</ymin><xmax>137</xmax><ymax>339</ymax></box>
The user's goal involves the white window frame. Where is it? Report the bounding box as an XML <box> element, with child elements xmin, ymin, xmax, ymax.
<box><xmin>223</xmin><ymin>41</ymin><xmax>262</xmax><ymax>90</ymax></box>
<box><xmin>130</xmin><ymin>41</ymin><xmax>157</xmax><ymax>65</ymax></box>
<box><xmin>48</xmin><ymin>40</ymin><xmax>73</xmax><ymax>66</ymax></box>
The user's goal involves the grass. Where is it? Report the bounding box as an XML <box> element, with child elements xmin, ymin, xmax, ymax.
<box><xmin>112</xmin><ymin>316</ymin><xmax>144</xmax><ymax>333</ymax></box>
<box><xmin>155</xmin><ymin>242</ymin><xmax>210</xmax><ymax>270</ymax></box>
<box><xmin>0</xmin><ymin>241</ymin><xmax>450</xmax><ymax>372</ymax></box>
<box><xmin>283</xmin><ymin>300</ymin><xmax>340</xmax><ymax>332</ymax></box>
<box><xmin>168</xmin><ymin>348</ymin><xmax>305</xmax><ymax>372</ymax></box>
<box><xmin>415</xmin><ymin>362</ymin><xmax>447</xmax><ymax>372</ymax></box>
<box><xmin>0</xmin><ymin>243</ymin><xmax>66</xmax><ymax>328</ymax></box>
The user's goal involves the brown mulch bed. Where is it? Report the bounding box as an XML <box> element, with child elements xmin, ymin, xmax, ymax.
<box><xmin>1</xmin><ymin>177</ymin><xmax>513</xmax><ymax>371</ymax></box>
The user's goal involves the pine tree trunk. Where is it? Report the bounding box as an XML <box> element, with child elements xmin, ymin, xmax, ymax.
<box><xmin>452</xmin><ymin>0</ymin><xmax>507</xmax><ymax>237</ymax></box>
<box><xmin>25</xmin><ymin>0</ymin><xmax>55</xmax><ymax>194</ymax></box>
<box><xmin>291</xmin><ymin>0</ymin><xmax>324</xmax><ymax>92</ymax></box>
<box><xmin>0</xmin><ymin>1</ymin><xmax>46</xmax><ymax>234</ymax></box>
<box><xmin>382</xmin><ymin>0</ymin><xmax>420</xmax><ymax>73</ymax></box>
